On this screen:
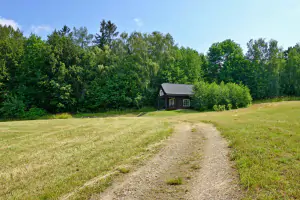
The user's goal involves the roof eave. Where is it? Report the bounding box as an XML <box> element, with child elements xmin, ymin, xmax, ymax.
<box><xmin>164</xmin><ymin>93</ymin><xmax>193</xmax><ymax>97</ymax></box>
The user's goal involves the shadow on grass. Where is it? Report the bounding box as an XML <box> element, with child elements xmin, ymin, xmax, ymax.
<box><xmin>0</xmin><ymin>107</ymin><xmax>157</xmax><ymax>122</ymax></box>
<box><xmin>74</xmin><ymin>107</ymin><xmax>156</xmax><ymax>118</ymax></box>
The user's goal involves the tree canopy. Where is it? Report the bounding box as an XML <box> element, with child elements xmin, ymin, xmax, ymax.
<box><xmin>0</xmin><ymin>20</ymin><xmax>299</xmax><ymax>118</ymax></box>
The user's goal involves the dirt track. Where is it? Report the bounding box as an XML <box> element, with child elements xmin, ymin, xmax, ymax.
<box><xmin>95</xmin><ymin>123</ymin><xmax>242</xmax><ymax>200</ymax></box>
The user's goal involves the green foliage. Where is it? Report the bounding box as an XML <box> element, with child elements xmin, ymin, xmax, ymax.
<box><xmin>219</xmin><ymin>105</ymin><xmax>226</xmax><ymax>111</ymax></box>
<box><xmin>206</xmin><ymin>39</ymin><xmax>245</xmax><ymax>83</ymax></box>
<box><xmin>245</xmin><ymin>39</ymin><xmax>285</xmax><ymax>99</ymax></box>
<box><xmin>227</xmin><ymin>104</ymin><xmax>232</xmax><ymax>110</ymax></box>
<box><xmin>1</xmin><ymin>22</ymin><xmax>300</xmax><ymax>120</ymax></box>
<box><xmin>213</xmin><ymin>105</ymin><xmax>226</xmax><ymax>112</ymax></box>
<box><xmin>23</xmin><ymin>108</ymin><xmax>47</xmax><ymax>120</ymax></box>
<box><xmin>94</xmin><ymin>20</ymin><xmax>119</xmax><ymax>49</ymax></box>
<box><xmin>0</xmin><ymin>95</ymin><xmax>25</xmax><ymax>119</ymax></box>
<box><xmin>192</xmin><ymin>81</ymin><xmax>252</xmax><ymax>111</ymax></box>
<box><xmin>213</xmin><ymin>105</ymin><xmax>219</xmax><ymax>111</ymax></box>
<box><xmin>72</xmin><ymin>26</ymin><xmax>93</xmax><ymax>48</ymax></box>
<box><xmin>281</xmin><ymin>45</ymin><xmax>300</xmax><ymax>96</ymax></box>
<box><xmin>52</xmin><ymin>113</ymin><xmax>73</xmax><ymax>119</ymax></box>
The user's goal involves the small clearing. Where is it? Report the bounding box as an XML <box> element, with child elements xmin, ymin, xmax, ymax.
<box><xmin>96</xmin><ymin>123</ymin><xmax>241</xmax><ymax>200</ymax></box>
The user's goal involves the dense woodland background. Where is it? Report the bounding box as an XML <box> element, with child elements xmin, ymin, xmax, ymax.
<box><xmin>1</xmin><ymin>20</ymin><xmax>300</xmax><ymax>118</ymax></box>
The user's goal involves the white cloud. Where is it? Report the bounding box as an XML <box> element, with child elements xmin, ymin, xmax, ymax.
<box><xmin>134</xmin><ymin>18</ymin><xmax>143</xmax><ymax>27</ymax></box>
<box><xmin>0</xmin><ymin>16</ymin><xmax>21</xmax><ymax>30</ymax></box>
<box><xmin>30</xmin><ymin>25</ymin><xmax>52</xmax><ymax>34</ymax></box>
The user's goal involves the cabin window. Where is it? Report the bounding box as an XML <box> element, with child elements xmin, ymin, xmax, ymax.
<box><xmin>183</xmin><ymin>99</ymin><xmax>190</xmax><ymax>107</ymax></box>
<box><xmin>169</xmin><ymin>98</ymin><xmax>175</xmax><ymax>107</ymax></box>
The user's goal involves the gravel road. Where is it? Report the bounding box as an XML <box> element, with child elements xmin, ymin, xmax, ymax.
<box><xmin>95</xmin><ymin>123</ymin><xmax>242</xmax><ymax>200</ymax></box>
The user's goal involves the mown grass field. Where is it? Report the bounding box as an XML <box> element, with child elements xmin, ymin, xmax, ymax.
<box><xmin>1</xmin><ymin>101</ymin><xmax>299</xmax><ymax>199</ymax></box>
<box><xmin>146</xmin><ymin>101</ymin><xmax>300</xmax><ymax>199</ymax></box>
<box><xmin>0</xmin><ymin>117</ymin><xmax>171</xmax><ymax>199</ymax></box>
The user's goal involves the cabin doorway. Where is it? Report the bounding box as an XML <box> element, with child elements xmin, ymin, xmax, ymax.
<box><xmin>169</xmin><ymin>98</ymin><xmax>175</xmax><ymax>108</ymax></box>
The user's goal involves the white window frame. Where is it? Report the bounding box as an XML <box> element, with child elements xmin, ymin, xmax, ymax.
<box><xmin>183</xmin><ymin>99</ymin><xmax>190</xmax><ymax>107</ymax></box>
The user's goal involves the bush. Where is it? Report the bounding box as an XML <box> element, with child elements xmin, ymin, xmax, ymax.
<box><xmin>227</xmin><ymin>104</ymin><xmax>232</xmax><ymax>110</ymax></box>
<box><xmin>52</xmin><ymin>113</ymin><xmax>73</xmax><ymax>119</ymax></box>
<box><xmin>213</xmin><ymin>105</ymin><xmax>219</xmax><ymax>111</ymax></box>
<box><xmin>213</xmin><ymin>105</ymin><xmax>226</xmax><ymax>112</ymax></box>
<box><xmin>23</xmin><ymin>108</ymin><xmax>47</xmax><ymax>120</ymax></box>
<box><xmin>219</xmin><ymin>105</ymin><xmax>226</xmax><ymax>111</ymax></box>
<box><xmin>0</xmin><ymin>96</ymin><xmax>25</xmax><ymax>119</ymax></box>
<box><xmin>192</xmin><ymin>81</ymin><xmax>252</xmax><ymax>111</ymax></box>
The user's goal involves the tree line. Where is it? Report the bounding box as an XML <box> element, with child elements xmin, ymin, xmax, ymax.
<box><xmin>0</xmin><ymin>20</ymin><xmax>300</xmax><ymax>118</ymax></box>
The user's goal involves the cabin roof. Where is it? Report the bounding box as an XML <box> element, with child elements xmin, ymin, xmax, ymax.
<box><xmin>161</xmin><ymin>83</ymin><xmax>194</xmax><ymax>96</ymax></box>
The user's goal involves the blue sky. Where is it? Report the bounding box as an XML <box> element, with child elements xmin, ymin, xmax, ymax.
<box><xmin>1</xmin><ymin>0</ymin><xmax>299</xmax><ymax>53</ymax></box>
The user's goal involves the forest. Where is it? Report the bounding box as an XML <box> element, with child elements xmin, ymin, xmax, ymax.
<box><xmin>1</xmin><ymin>20</ymin><xmax>300</xmax><ymax>118</ymax></box>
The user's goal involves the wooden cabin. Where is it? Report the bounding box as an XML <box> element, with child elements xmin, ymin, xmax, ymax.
<box><xmin>158</xmin><ymin>83</ymin><xmax>193</xmax><ymax>110</ymax></box>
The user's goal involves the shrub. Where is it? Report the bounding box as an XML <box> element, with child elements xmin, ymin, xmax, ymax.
<box><xmin>227</xmin><ymin>104</ymin><xmax>232</xmax><ymax>110</ymax></box>
<box><xmin>52</xmin><ymin>113</ymin><xmax>72</xmax><ymax>119</ymax></box>
<box><xmin>192</xmin><ymin>81</ymin><xmax>252</xmax><ymax>111</ymax></box>
<box><xmin>24</xmin><ymin>108</ymin><xmax>47</xmax><ymax>120</ymax></box>
<box><xmin>0</xmin><ymin>96</ymin><xmax>25</xmax><ymax>119</ymax></box>
<box><xmin>219</xmin><ymin>105</ymin><xmax>226</xmax><ymax>111</ymax></box>
<box><xmin>213</xmin><ymin>105</ymin><xmax>219</xmax><ymax>111</ymax></box>
<box><xmin>213</xmin><ymin>105</ymin><xmax>226</xmax><ymax>112</ymax></box>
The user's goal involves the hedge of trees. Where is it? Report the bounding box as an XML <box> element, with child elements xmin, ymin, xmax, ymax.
<box><xmin>192</xmin><ymin>82</ymin><xmax>252</xmax><ymax>111</ymax></box>
<box><xmin>1</xmin><ymin>19</ymin><xmax>300</xmax><ymax>118</ymax></box>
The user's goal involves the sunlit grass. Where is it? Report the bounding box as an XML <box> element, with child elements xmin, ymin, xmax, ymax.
<box><xmin>0</xmin><ymin>117</ymin><xmax>171</xmax><ymax>199</ymax></box>
<box><xmin>1</xmin><ymin>101</ymin><xmax>299</xmax><ymax>199</ymax></box>
<box><xmin>148</xmin><ymin>101</ymin><xmax>300</xmax><ymax>199</ymax></box>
